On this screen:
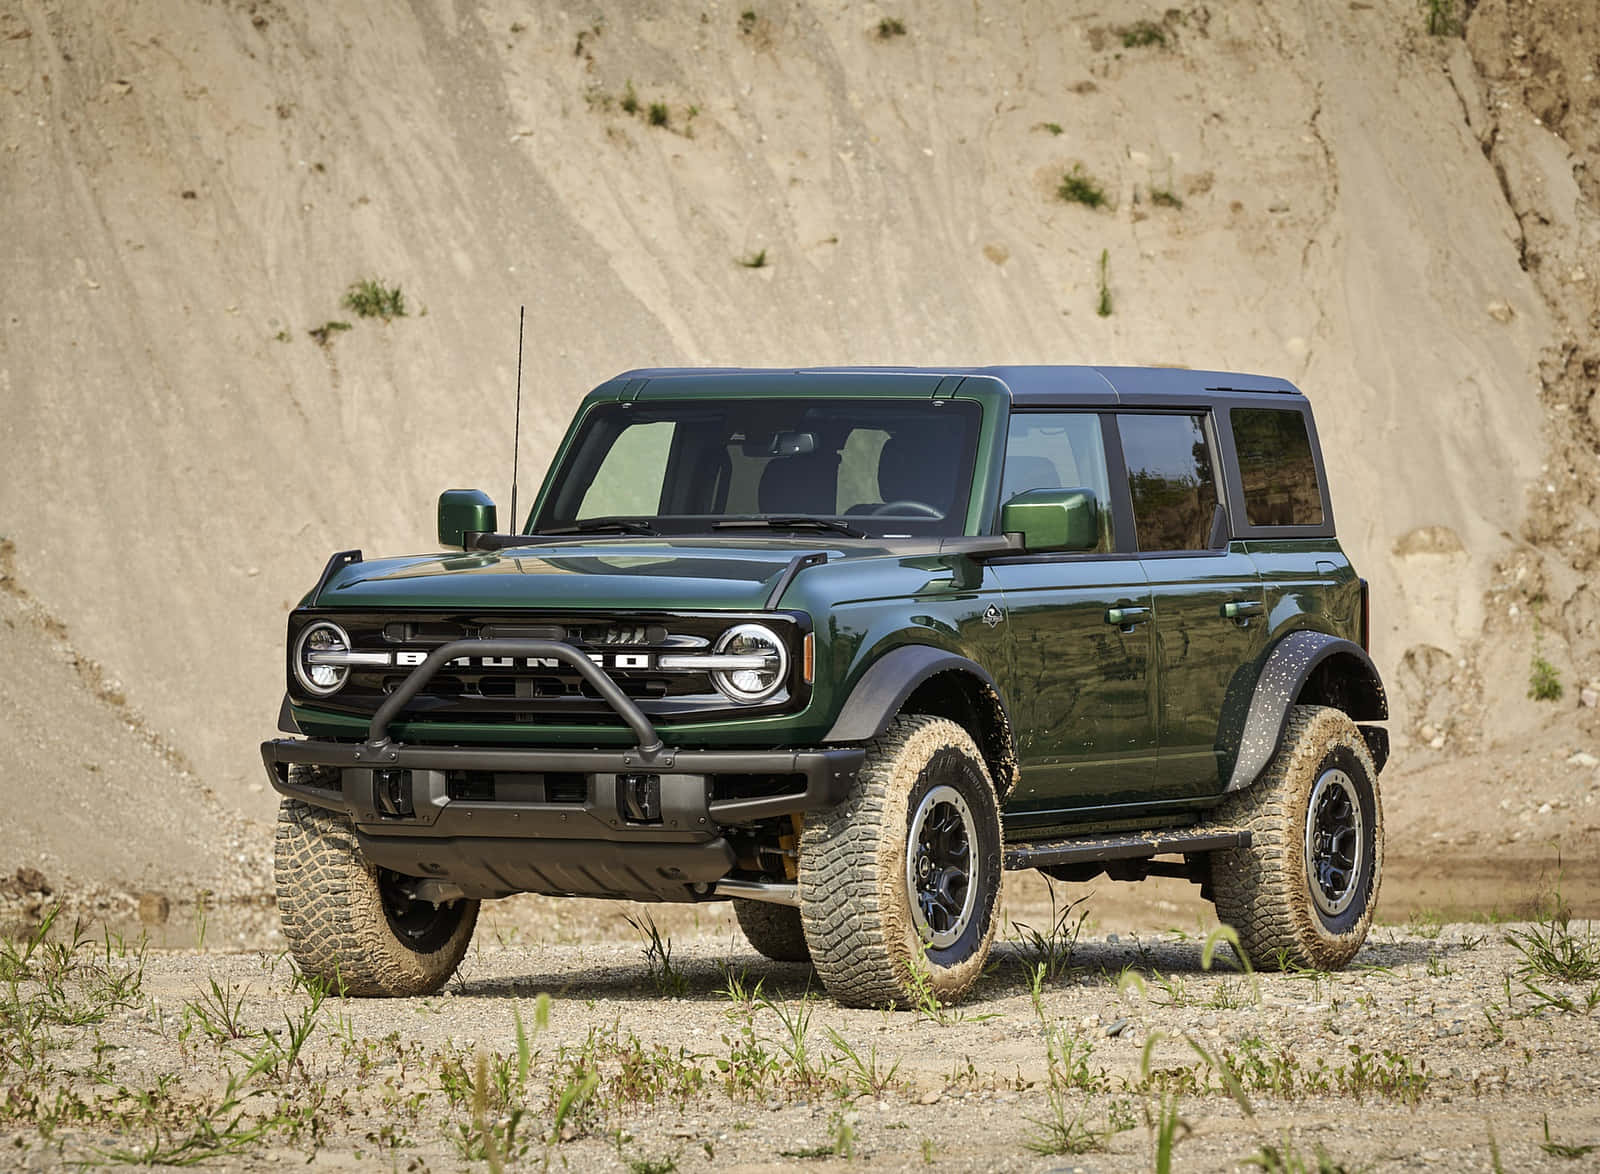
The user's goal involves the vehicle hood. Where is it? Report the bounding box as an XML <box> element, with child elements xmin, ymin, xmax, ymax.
<box><xmin>310</xmin><ymin>538</ymin><xmax>890</xmax><ymax>611</ymax></box>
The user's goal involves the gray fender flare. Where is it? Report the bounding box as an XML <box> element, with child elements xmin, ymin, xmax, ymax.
<box><xmin>1223</xmin><ymin>630</ymin><xmax>1388</xmax><ymax>793</ymax></box>
<box><xmin>823</xmin><ymin>645</ymin><xmax>1008</xmax><ymax>742</ymax></box>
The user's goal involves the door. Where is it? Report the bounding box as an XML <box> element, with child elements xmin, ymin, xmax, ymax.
<box><xmin>988</xmin><ymin>411</ymin><xmax>1158</xmax><ymax>822</ymax></box>
<box><xmin>1116</xmin><ymin>411</ymin><xmax>1268</xmax><ymax>800</ymax></box>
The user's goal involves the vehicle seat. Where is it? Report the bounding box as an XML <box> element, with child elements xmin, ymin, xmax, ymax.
<box><xmin>757</xmin><ymin>452</ymin><xmax>840</xmax><ymax>514</ymax></box>
<box><xmin>876</xmin><ymin>431</ymin><xmax>961</xmax><ymax>515</ymax></box>
<box><xmin>1002</xmin><ymin>455</ymin><xmax>1061</xmax><ymax>498</ymax></box>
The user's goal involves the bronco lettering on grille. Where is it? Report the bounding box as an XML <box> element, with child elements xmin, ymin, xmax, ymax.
<box><xmin>393</xmin><ymin>651</ymin><xmax>654</xmax><ymax>670</ymax></box>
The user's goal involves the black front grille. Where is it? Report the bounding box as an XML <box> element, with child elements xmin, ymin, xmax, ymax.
<box><xmin>288</xmin><ymin>608</ymin><xmax>808</xmax><ymax>726</ymax></box>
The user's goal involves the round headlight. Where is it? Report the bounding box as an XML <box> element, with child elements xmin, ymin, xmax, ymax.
<box><xmin>711</xmin><ymin>623</ymin><xmax>788</xmax><ymax>704</ymax></box>
<box><xmin>294</xmin><ymin>621</ymin><xmax>352</xmax><ymax>696</ymax></box>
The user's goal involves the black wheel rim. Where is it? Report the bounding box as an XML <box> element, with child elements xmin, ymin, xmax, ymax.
<box><xmin>378</xmin><ymin>870</ymin><xmax>461</xmax><ymax>954</ymax></box>
<box><xmin>1304</xmin><ymin>768</ymin><xmax>1364</xmax><ymax>917</ymax></box>
<box><xmin>906</xmin><ymin>784</ymin><xmax>977</xmax><ymax>948</ymax></box>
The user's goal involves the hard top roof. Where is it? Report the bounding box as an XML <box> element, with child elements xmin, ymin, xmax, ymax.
<box><xmin>607</xmin><ymin>364</ymin><xmax>1303</xmax><ymax>404</ymax></box>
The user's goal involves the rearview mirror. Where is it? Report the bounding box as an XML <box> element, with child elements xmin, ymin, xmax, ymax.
<box><xmin>1000</xmin><ymin>487</ymin><xmax>1099</xmax><ymax>553</ymax></box>
<box><xmin>438</xmin><ymin>489</ymin><xmax>497</xmax><ymax>549</ymax></box>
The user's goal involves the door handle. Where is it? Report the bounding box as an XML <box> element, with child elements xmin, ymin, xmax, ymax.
<box><xmin>1222</xmin><ymin>599</ymin><xmax>1264</xmax><ymax>620</ymax></box>
<box><xmin>1105</xmin><ymin>606</ymin><xmax>1150</xmax><ymax>628</ymax></box>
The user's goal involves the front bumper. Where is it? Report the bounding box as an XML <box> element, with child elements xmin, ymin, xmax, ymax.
<box><xmin>262</xmin><ymin>635</ymin><xmax>861</xmax><ymax>902</ymax></box>
<box><xmin>260</xmin><ymin>739</ymin><xmax>862</xmax><ymax>902</ymax></box>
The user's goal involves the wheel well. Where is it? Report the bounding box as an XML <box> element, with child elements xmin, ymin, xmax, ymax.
<box><xmin>900</xmin><ymin>669</ymin><xmax>1019</xmax><ymax>799</ymax></box>
<box><xmin>1295</xmin><ymin>652</ymin><xmax>1387</xmax><ymax>720</ymax></box>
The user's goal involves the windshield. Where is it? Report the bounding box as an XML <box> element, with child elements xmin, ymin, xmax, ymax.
<box><xmin>534</xmin><ymin>398</ymin><xmax>984</xmax><ymax>538</ymax></box>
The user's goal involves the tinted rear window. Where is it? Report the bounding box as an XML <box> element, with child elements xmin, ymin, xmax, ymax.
<box><xmin>1117</xmin><ymin>413</ymin><xmax>1221</xmax><ymax>552</ymax></box>
<box><xmin>1230</xmin><ymin>408</ymin><xmax>1324</xmax><ymax>526</ymax></box>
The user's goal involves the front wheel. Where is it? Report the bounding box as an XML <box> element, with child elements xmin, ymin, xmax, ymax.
<box><xmin>1211</xmin><ymin>705</ymin><xmax>1383</xmax><ymax>971</ymax></box>
<box><xmin>798</xmin><ymin>716</ymin><xmax>1004</xmax><ymax>1008</ymax></box>
<box><xmin>275</xmin><ymin>790</ymin><xmax>479</xmax><ymax>996</ymax></box>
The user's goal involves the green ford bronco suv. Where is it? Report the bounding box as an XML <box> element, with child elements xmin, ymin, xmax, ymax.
<box><xmin>263</xmin><ymin>366</ymin><xmax>1386</xmax><ymax>1006</ymax></box>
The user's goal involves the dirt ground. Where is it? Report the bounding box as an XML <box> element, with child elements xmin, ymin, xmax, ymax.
<box><xmin>5</xmin><ymin>880</ymin><xmax>1600</xmax><ymax>1173</ymax></box>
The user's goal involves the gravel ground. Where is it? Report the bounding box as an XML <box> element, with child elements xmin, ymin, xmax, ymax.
<box><xmin>5</xmin><ymin>894</ymin><xmax>1599</xmax><ymax>1173</ymax></box>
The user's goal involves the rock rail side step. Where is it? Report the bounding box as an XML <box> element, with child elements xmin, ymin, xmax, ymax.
<box><xmin>1004</xmin><ymin>828</ymin><xmax>1251</xmax><ymax>871</ymax></box>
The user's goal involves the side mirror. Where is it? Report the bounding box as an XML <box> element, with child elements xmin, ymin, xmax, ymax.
<box><xmin>1000</xmin><ymin>487</ymin><xmax>1099</xmax><ymax>553</ymax></box>
<box><xmin>438</xmin><ymin>489</ymin><xmax>498</xmax><ymax>549</ymax></box>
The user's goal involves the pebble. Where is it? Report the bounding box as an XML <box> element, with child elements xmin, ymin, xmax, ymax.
<box><xmin>1566</xmin><ymin>751</ymin><xmax>1599</xmax><ymax>768</ymax></box>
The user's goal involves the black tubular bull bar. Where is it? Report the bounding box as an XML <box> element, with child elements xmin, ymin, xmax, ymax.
<box><xmin>260</xmin><ymin>639</ymin><xmax>861</xmax><ymax>899</ymax></box>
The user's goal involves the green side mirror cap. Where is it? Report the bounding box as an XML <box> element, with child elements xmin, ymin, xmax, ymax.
<box><xmin>438</xmin><ymin>489</ymin><xmax>498</xmax><ymax>549</ymax></box>
<box><xmin>1000</xmin><ymin>487</ymin><xmax>1099</xmax><ymax>553</ymax></box>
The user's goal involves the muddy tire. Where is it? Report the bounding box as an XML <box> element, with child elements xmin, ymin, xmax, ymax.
<box><xmin>274</xmin><ymin>789</ymin><xmax>479</xmax><ymax>996</ymax></box>
<box><xmin>732</xmin><ymin>899</ymin><xmax>811</xmax><ymax>963</ymax></box>
<box><xmin>1211</xmin><ymin>705</ymin><xmax>1382</xmax><ymax>971</ymax></box>
<box><xmin>798</xmin><ymin>715</ymin><xmax>1003</xmax><ymax>1008</ymax></box>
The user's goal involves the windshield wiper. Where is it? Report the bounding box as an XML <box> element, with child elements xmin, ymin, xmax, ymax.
<box><xmin>540</xmin><ymin>518</ymin><xmax>657</xmax><ymax>536</ymax></box>
<box><xmin>713</xmin><ymin>516</ymin><xmax>867</xmax><ymax>539</ymax></box>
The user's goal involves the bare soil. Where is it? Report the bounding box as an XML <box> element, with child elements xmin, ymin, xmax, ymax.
<box><xmin>5</xmin><ymin>888</ymin><xmax>1600</xmax><ymax>1172</ymax></box>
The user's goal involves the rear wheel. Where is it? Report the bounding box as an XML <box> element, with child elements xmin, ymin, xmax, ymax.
<box><xmin>798</xmin><ymin>715</ymin><xmax>1003</xmax><ymax>1008</ymax></box>
<box><xmin>1211</xmin><ymin>705</ymin><xmax>1382</xmax><ymax>970</ymax></box>
<box><xmin>732</xmin><ymin>899</ymin><xmax>811</xmax><ymax>963</ymax></box>
<box><xmin>275</xmin><ymin>788</ymin><xmax>478</xmax><ymax>996</ymax></box>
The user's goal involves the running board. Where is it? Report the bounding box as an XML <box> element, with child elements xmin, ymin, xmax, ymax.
<box><xmin>1003</xmin><ymin>828</ymin><xmax>1250</xmax><ymax>871</ymax></box>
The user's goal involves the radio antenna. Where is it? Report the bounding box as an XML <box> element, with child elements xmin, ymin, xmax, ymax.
<box><xmin>508</xmin><ymin>305</ymin><xmax>526</xmax><ymax>534</ymax></box>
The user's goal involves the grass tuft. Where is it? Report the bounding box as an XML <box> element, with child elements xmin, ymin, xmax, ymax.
<box><xmin>736</xmin><ymin>248</ymin><xmax>769</xmax><ymax>269</ymax></box>
<box><xmin>1539</xmin><ymin>1113</ymin><xmax>1598</xmax><ymax>1160</ymax></box>
<box><xmin>1423</xmin><ymin>0</ymin><xmax>1460</xmax><ymax>36</ymax></box>
<box><xmin>308</xmin><ymin>321</ymin><xmax>351</xmax><ymax>346</ymax></box>
<box><xmin>1058</xmin><ymin>164</ymin><xmax>1107</xmax><ymax>208</ymax></box>
<box><xmin>647</xmin><ymin>102</ymin><xmax>670</xmax><ymax>128</ymax></box>
<box><xmin>625</xmin><ymin>913</ymin><xmax>691</xmax><ymax>997</ymax></box>
<box><xmin>1120</xmin><ymin>20</ymin><xmax>1166</xmax><ymax>48</ymax></box>
<box><xmin>1096</xmin><ymin>248</ymin><xmax>1113</xmax><ymax>317</ymax></box>
<box><xmin>1529</xmin><ymin>655</ymin><xmax>1562</xmax><ymax>701</ymax></box>
<box><xmin>342</xmin><ymin>279</ymin><xmax>406</xmax><ymax>321</ymax></box>
<box><xmin>876</xmin><ymin>17</ymin><xmax>906</xmax><ymax>38</ymax></box>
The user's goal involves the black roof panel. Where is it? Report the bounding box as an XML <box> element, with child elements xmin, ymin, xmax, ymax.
<box><xmin>610</xmin><ymin>364</ymin><xmax>1305</xmax><ymax>405</ymax></box>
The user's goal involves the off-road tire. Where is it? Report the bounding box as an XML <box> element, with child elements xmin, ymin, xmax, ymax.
<box><xmin>798</xmin><ymin>715</ymin><xmax>1003</xmax><ymax>1008</ymax></box>
<box><xmin>732</xmin><ymin>899</ymin><xmax>811</xmax><ymax>963</ymax></box>
<box><xmin>275</xmin><ymin>790</ymin><xmax>479</xmax><ymax>996</ymax></box>
<box><xmin>1211</xmin><ymin>704</ymin><xmax>1382</xmax><ymax>971</ymax></box>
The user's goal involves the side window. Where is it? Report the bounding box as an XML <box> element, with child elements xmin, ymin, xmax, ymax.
<box><xmin>1230</xmin><ymin>408</ymin><xmax>1324</xmax><ymax>526</ymax></box>
<box><xmin>1002</xmin><ymin>412</ymin><xmax>1113</xmax><ymax>551</ymax></box>
<box><xmin>1117</xmin><ymin>413</ymin><xmax>1220</xmax><ymax>552</ymax></box>
<box><xmin>577</xmin><ymin>420</ymin><xmax>673</xmax><ymax>518</ymax></box>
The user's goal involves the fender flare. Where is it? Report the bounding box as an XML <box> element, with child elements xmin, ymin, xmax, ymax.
<box><xmin>822</xmin><ymin>645</ymin><xmax>1010</xmax><ymax>745</ymax></box>
<box><xmin>1223</xmin><ymin>630</ymin><xmax>1388</xmax><ymax>793</ymax></box>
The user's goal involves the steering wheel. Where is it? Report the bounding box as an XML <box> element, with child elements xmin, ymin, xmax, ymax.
<box><xmin>871</xmin><ymin>500</ymin><xmax>943</xmax><ymax>518</ymax></box>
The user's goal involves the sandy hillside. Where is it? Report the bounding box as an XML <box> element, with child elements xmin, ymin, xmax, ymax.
<box><xmin>0</xmin><ymin>0</ymin><xmax>1596</xmax><ymax>908</ymax></box>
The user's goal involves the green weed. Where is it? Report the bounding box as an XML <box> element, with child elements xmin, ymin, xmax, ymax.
<box><xmin>1506</xmin><ymin>913</ymin><xmax>1600</xmax><ymax>983</ymax></box>
<box><xmin>308</xmin><ymin>321</ymin><xmax>351</xmax><ymax>346</ymax></box>
<box><xmin>1096</xmin><ymin>248</ymin><xmax>1113</xmax><ymax>317</ymax></box>
<box><xmin>736</xmin><ymin>248</ymin><xmax>769</xmax><ymax>269</ymax></box>
<box><xmin>1059</xmin><ymin>164</ymin><xmax>1108</xmax><ymax>208</ymax></box>
<box><xmin>342</xmin><ymin>278</ymin><xmax>406</xmax><ymax>321</ymax></box>
<box><xmin>1423</xmin><ymin>0</ymin><xmax>1460</xmax><ymax>36</ymax></box>
<box><xmin>876</xmin><ymin>17</ymin><xmax>907</xmax><ymax>38</ymax></box>
<box><xmin>625</xmin><ymin>913</ymin><xmax>690</xmax><ymax>997</ymax></box>
<box><xmin>647</xmin><ymin>102</ymin><xmax>669</xmax><ymax>128</ymax></box>
<box><xmin>1539</xmin><ymin>1113</ymin><xmax>1597</xmax><ymax>1159</ymax></box>
<box><xmin>1246</xmin><ymin>1135</ymin><xmax>1364</xmax><ymax>1173</ymax></box>
<box><xmin>1120</xmin><ymin>20</ymin><xmax>1166</xmax><ymax>48</ymax></box>
<box><xmin>1010</xmin><ymin>881</ymin><xmax>1089</xmax><ymax>980</ymax></box>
